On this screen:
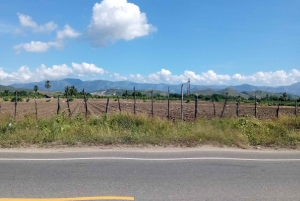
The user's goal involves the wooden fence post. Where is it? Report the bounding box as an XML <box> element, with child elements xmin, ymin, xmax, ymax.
<box><xmin>66</xmin><ymin>89</ymin><xmax>71</xmax><ymax>117</ymax></box>
<box><xmin>134</xmin><ymin>86</ymin><xmax>136</xmax><ymax>115</ymax></box>
<box><xmin>220</xmin><ymin>93</ymin><xmax>228</xmax><ymax>118</ymax></box>
<box><xmin>117</xmin><ymin>96</ymin><xmax>121</xmax><ymax>113</ymax></box>
<box><xmin>57</xmin><ymin>95</ymin><xmax>60</xmax><ymax>115</ymax></box>
<box><xmin>167</xmin><ymin>86</ymin><xmax>170</xmax><ymax>120</ymax></box>
<box><xmin>34</xmin><ymin>98</ymin><xmax>38</xmax><ymax>121</ymax></box>
<box><xmin>181</xmin><ymin>84</ymin><xmax>183</xmax><ymax>121</ymax></box>
<box><xmin>194</xmin><ymin>95</ymin><xmax>198</xmax><ymax>120</ymax></box>
<box><xmin>276</xmin><ymin>104</ymin><xmax>280</xmax><ymax>119</ymax></box>
<box><xmin>151</xmin><ymin>90</ymin><xmax>154</xmax><ymax>117</ymax></box>
<box><xmin>83</xmin><ymin>89</ymin><xmax>88</xmax><ymax>119</ymax></box>
<box><xmin>254</xmin><ymin>94</ymin><xmax>257</xmax><ymax>118</ymax></box>
<box><xmin>295</xmin><ymin>100</ymin><xmax>298</xmax><ymax>117</ymax></box>
<box><xmin>213</xmin><ymin>100</ymin><xmax>216</xmax><ymax>118</ymax></box>
<box><xmin>14</xmin><ymin>91</ymin><xmax>17</xmax><ymax>120</ymax></box>
<box><xmin>106</xmin><ymin>98</ymin><xmax>110</xmax><ymax>114</ymax></box>
<box><xmin>236</xmin><ymin>95</ymin><xmax>240</xmax><ymax>118</ymax></box>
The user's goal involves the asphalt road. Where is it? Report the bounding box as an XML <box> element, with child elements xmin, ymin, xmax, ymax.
<box><xmin>1</xmin><ymin>148</ymin><xmax>300</xmax><ymax>201</ymax></box>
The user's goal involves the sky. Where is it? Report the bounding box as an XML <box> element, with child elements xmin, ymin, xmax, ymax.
<box><xmin>0</xmin><ymin>0</ymin><xmax>299</xmax><ymax>86</ymax></box>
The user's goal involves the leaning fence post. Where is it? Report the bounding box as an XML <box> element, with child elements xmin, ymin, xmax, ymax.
<box><xmin>151</xmin><ymin>90</ymin><xmax>154</xmax><ymax>117</ymax></box>
<box><xmin>117</xmin><ymin>96</ymin><xmax>121</xmax><ymax>113</ymax></box>
<box><xmin>167</xmin><ymin>86</ymin><xmax>170</xmax><ymax>120</ymax></box>
<box><xmin>83</xmin><ymin>89</ymin><xmax>88</xmax><ymax>119</ymax></box>
<box><xmin>236</xmin><ymin>95</ymin><xmax>240</xmax><ymax>118</ymax></box>
<box><xmin>133</xmin><ymin>86</ymin><xmax>136</xmax><ymax>115</ymax></box>
<box><xmin>106</xmin><ymin>98</ymin><xmax>110</xmax><ymax>114</ymax></box>
<box><xmin>194</xmin><ymin>95</ymin><xmax>198</xmax><ymax>120</ymax></box>
<box><xmin>14</xmin><ymin>91</ymin><xmax>17</xmax><ymax>120</ymax></box>
<box><xmin>181</xmin><ymin>84</ymin><xmax>183</xmax><ymax>121</ymax></box>
<box><xmin>220</xmin><ymin>93</ymin><xmax>228</xmax><ymax>118</ymax></box>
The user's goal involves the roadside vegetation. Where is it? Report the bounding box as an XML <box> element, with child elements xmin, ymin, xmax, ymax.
<box><xmin>0</xmin><ymin>113</ymin><xmax>299</xmax><ymax>149</ymax></box>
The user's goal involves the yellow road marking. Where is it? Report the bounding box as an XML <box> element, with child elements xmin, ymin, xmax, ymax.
<box><xmin>0</xmin><ymin>196</ymin><xmax>134</xmax><ymax>201</ymax></box>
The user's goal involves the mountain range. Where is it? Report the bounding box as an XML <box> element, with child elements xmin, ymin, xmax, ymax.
<box><xmin>6</xmin><ymin>78</ymin><xmax>300</xmax><ymax>97</ymax></box>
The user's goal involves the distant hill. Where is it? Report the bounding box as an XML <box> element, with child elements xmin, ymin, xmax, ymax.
<box><xmin>0</xmin><ymin>85</ymin><xmax>15</xmax><ymax>91</ymax></box>
<box><xmin>218</xmin><ymin>88</ymin><xmax>249</xmax><ymax>99</ymax></box>
<box><xmin>7</xmin><ymin>78</ymin><xmax>300</xmax><ymax>97</ymax></box>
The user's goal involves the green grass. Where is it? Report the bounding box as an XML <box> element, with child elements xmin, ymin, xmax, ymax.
<box><xmin>0</xmin><ymin>113</ymin><xmax>300</xmax><ymax>148</ymax></box>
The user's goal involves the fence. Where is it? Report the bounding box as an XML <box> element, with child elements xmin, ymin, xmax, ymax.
<box><xmin>0</xmin><ymin>88</ymin><xmax>299</xmax><ymax>121</ymax></box>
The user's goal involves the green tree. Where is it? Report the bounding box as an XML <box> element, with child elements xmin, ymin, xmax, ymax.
<box><xmin>45</xmin><ymin>80</ymin><xmax>51</xmax><ymax>95</ymax></box>
<box><xmin>34</xmin><ymin>85</ymin><xmax>38</xmax><ymax>93</ymax></box>
<box><xmin>69</xmin><ymin>86</ymin><xmax>78</xmax><ymax>96</ymax></box>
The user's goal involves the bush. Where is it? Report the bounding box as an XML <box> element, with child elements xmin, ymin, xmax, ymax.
<box><xmin>11</xmin><ymin>97</ymin><xmax>23</xmax><ymax>102</ymax></box>
<box><xmin>26</xmin><ymin>98</ymin><xmax>30</xmax><ymax>102</ymax></box>
<box><xmin>3</xmin><ymin>97</ymin><xmax>9</xmax><ymax>102</ymax></box>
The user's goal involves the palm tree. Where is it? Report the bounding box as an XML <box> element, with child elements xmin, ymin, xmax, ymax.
<box><xmin>45</xmin><ymin>80</ymin><xmax>51</xmax><ymax>96</ymax></box>
<box><xmin>70</xmin><ymin>86</ymin><xmax>78</xmax><ymax>96</ymax></box>
<box><xmin>33</xmin><ymin>85</ymin><xmax>38</xmax><ymax>93</ymax></box>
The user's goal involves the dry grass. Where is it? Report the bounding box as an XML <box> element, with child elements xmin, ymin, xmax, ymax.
<box><xmin>0</xmin><ymin>113</ymin><xmax>300</xmax><ymax>149</ymax></box>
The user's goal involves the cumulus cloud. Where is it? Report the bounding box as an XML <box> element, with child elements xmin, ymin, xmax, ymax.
<box><xmin>14</xmin><ymin>41</ymin><xmax>52</xmax><ymax>53</ymax></box>
<box><xmin>72</xmin><ymin>62</ymin><xmax>105</xmax><ymax>76</ymax></box>
<box><xmin>86</xmin><ymin>0</ymin><xmax>156</xmax><ymax>47</ymax></box>
<box><xmin>0</xmin><ymin>62</ymin><xmax>105</xmax><ymax>85</ymax></box>
<box><xmin>56</xmin><ymin>25</ymin><xmax>81</xmax><ymax>41</ymax></box>
<box><xmin>14</xmin><ymin>25</ymin><xmax>80</xmax><ymax>53</ymax></box>
<box><xmin>18</xmin><ymin>13</ymin><xmax>58</xmax><ymax>33</ymax></box>
<box><xmin>1</xmin><ymin>65</ymin><xmax>300</xmax><ymax>86</ymax></box>
<box><xmin>111</xmin><ymin>69</ymin><xmax>300</xmax><ymax>86</ymax></box>
<box><xmin>112</xmin><ymin>69</ymin><xmax>231</xmax><ymax>84</ymax></box>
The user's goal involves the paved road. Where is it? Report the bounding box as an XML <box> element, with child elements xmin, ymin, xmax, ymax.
<box><xmin>1</xmin><ymin>148</ymin><xmax>300</xmax><ymax>201</ymax></box>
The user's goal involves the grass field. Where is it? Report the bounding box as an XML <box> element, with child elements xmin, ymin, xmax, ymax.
<box><xmin>0</xmin><ymin>111</ymin><xmax>300</xmax><ymax>149</ymax></box>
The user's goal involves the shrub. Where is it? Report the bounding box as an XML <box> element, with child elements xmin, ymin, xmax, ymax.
<box><xmin>11</xmin><ymin>97</ymin><xmax>23</xmax><ymax>102</ymax></box>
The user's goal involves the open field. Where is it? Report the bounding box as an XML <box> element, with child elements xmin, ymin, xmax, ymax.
<box><xmin>0</xmin><ymin>98</ymin><xmax>297</xmax><ymax>121</ymax></box>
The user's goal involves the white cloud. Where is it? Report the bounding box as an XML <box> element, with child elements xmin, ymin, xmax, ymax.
<box><xmin>232</xmin><ymin>69</ymin><xmax>300</xmax><ymax>85</ymax></box>
<box><xmin>56</xmin><ymin>25</ymin><xmax>80</xmax><ymax>41</ymax></box>
<box><xmin>86</xmin><ymin>0</ymin><xmax>156</xmax><ymax>47</ymax></box>
<box><xmin>0</xmin><ymin>62</ymin><xmax>106</xmax><ymax>85</ymax></box>
<box><xmin>14</xmin><ymin>25</ymin><xmax>80</xmax><ymax>53</ymax></box>
<box><xmin>72</xmin><ymin>62</ymin><xmax>105</xmax><ymax>76</ymax></box>
<box><xmin>18</xmin><ymin>13</ymin><xmax>58</xmax><ymax>33</ymax></box>
<box><xmin>1</xmin><ymin>65</ymin><xmax>300</xmax><ymax>87</ymax></box>
<box><xmin>111</xmin><ymin>69</ymin><xmax>300</xmax><ymax>86</ymax></box>
<box><xmin>113</xmin><ymin>69</ymin><xmax>231</xmax><ymax>84</ymax></box>
<box><xmin>14</xmin><ymin>41</ymin><xmax>51</xmax><ymax>53</ymax></box>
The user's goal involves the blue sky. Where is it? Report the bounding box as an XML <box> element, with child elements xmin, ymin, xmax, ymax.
<box><xmin>0</xmin><ymin>0</ymin><xmax>299</xmax><ymax>86</ymax></box>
